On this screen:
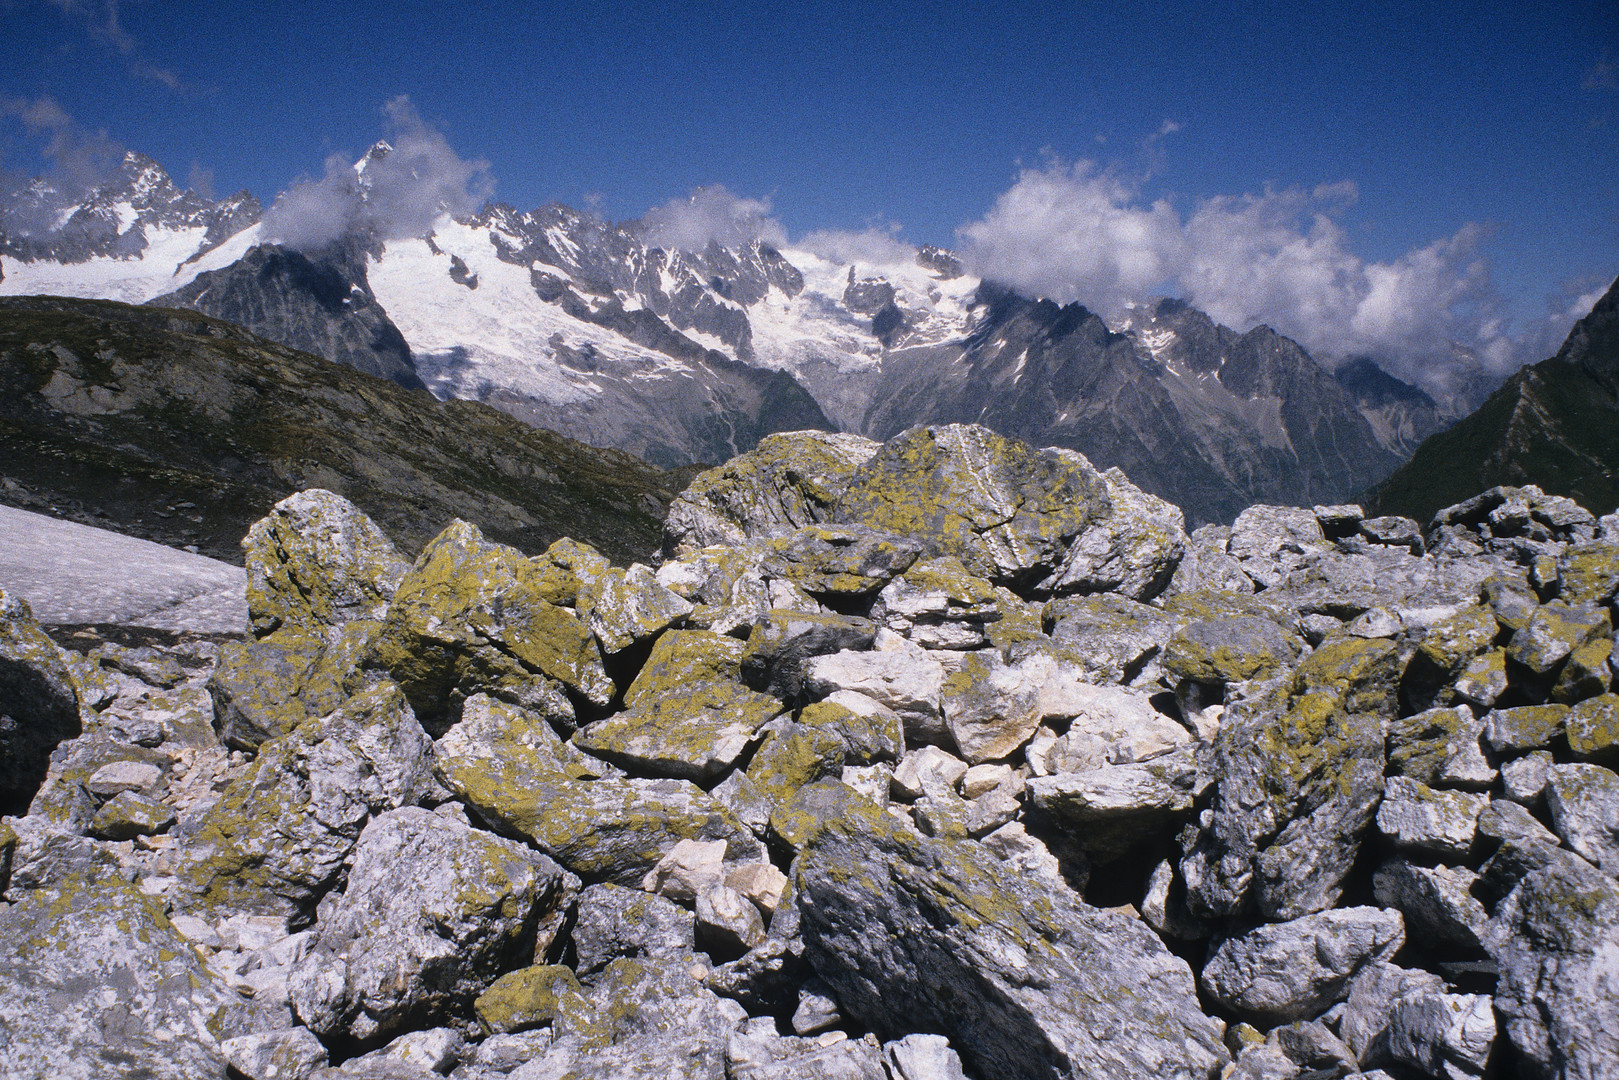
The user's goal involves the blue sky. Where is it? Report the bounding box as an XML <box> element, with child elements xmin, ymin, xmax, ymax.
<box><xmin>2</xmin><ymin>0</ymin><xmax>1616</xmax><ymax>372</ymax></box>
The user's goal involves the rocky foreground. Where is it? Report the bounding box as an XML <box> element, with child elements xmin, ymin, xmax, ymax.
<box><xmin>3</xmin><ymin>422</ymin><xmax>1618</xmax><ymax>1080</ymax></box>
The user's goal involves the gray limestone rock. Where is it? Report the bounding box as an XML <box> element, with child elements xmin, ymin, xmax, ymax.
<box><xmin>661</xmin><ymin>431</ymin><xmax>879</xmax><ymax>555</ymax></box>
<box><xmin>222</xmin><ymin>1028</ymin><xmax>330</xmax><ymax>1080</ymax></box>
<box><xmin>725</xmin><ymin>1020</ymin><xmax>887</xmax><ymax>1080</ymax></box>
<box><xmin>0</xmin><ymin>587</ymin><xmax>83</xmax><ymax>816</ymax></box>
<box><xmin>775</xmin><ymin>781</ymin><xmax>1228</xmax><ymax>1080</ymax></box>
<box><xmin>177</xmin><ymin>681</ymin><xmax>438</xmax><ymax>918</ymax></box>
<box><xmin>1375</xmin><ymin>776</ymin><xmax>1488</xmax><ymax>861</ymax></box>
<box><xmin>0</xmin><ymin>855</ymin><xmax>237</xmax><ymax>1080</ymax></box>
<box><xmin>1484</xmin><ymin>705</ymin><xmax>1570</xmax><ymax>754</ymax></box>
<box><xmin>804</xmin><ymin>640</ymin><xmax>948</xmax><ymax>745</ymax></box>
<box><xmin>758</xmin><ymin>525</ymin><xmax>923</xmax><ymax>599</ymax></box>
<box><xmin>573</xmin><ymin>883</ymin><xmax>695</xmax><ymax>974</ymax></box>
<box><xmin>832</xmin><ymin>424</ymin><xmax>1118</xmax><ymax>594</ymax></box>
<box><xmin>883</xmin><ymin>1033</ymin><xmax>970</xmax><ymax>1080</ymax></box>
<box><xmin>88</xmin><ymin>788</ymin><xmax>176</xmax><ymax>839</ymax></box>
<box><xmin>1501</xmin><ymin>750</ymin><xmax>1555</xmax><ymax>806</ymax></box>
<box><xmin>1035</xmin><ymin>461</ymin><xmax>1189</xmax><ymax>601</ymax></box>
<box><xmin>288</xmin><ymin>806</ymin><xmax>566</xmax><ymax>1042</ymax></box>
<box><xmin>1200</xmin><ymin>906</ymin><xmax>1405</xmax><ymax>1024</ymax></box>
<box><xmin>242</xmin><ymin>488</ymin><xmax>410</xmax><ymax>641</ymax></box>
<box><xmin>1183</xmin><ymin>638</ymin><xmax>1396</xmax><ymax>919</ymax></box>
<box><xmin>363</xmin><ymin>519</ymin><xmax>613</xmax><ymax>727</ymax></box>
<box><xmin>1566</xmin><ymin>693</ymin><xmax>1619</xmax><ymax>765</ymax></box>
<box><xmin>1385</xmin><ymin>704</ymin><xmax>1495</xmax><ymax>789</ymax></box>
<box><xmin>1042</xmin><ymin>593</ymin><xmax>1177</xmax><ymax>685</ymax></box>
<box><xmin>576</xmin><ymin>563</ymin><xmax>693</xmax><ymax>655</ymax></box>
<box><xmin>1227</xmin><ymin>505</ymin><xmax>1331</xmax><ymax>589</ymax></box>
<box><xmin>1371</xmin><ymin>860</ymin><xmax>1489</xmax><ymax>952</ymax></box>
<box><xmin>741</xmin><ymin>610</ymin><xmax>878</xmax><ymax>703</ymax></box>
<box><xmin>1544</xmin><ymin>763</ymin><xmax>1619</xmax><ymax>874</ymax></box>
<box><xmin>1484</xmin><ymin>850</ymin><xmax>1619</xmax><ymax>1079</ymax></box>
<box><xmin>1506</xmin><ymin>602</ymin><xmax>1611</xmax><ymax>678</ymax></box>
<box><xmin>1026</xmin><ymin>748</ymin><xmax>1206</xmax><ymax>859</ymax></box>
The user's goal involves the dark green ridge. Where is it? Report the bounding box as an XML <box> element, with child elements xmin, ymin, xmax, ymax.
<box><xmin>1368</xmin><ymin>273</ymin><xmax>1619</xmax><ymax>525</ymax></box>
<box><xmin>0</xmin><ymin>295</ymin><xmax>687</xmax><ymax>565</ymax></box>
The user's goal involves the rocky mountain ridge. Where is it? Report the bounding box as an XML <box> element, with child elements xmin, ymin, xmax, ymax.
<box><xmin>1</xmin><ymin>148</ymin><xmax>1468</xmax><ymax>523</ymax></box>
<box><xmin>1371</xmin><ymin>273</ymin><xmax>1619</xmax><ymax>525</ymax></box>
<box><xmin>0</xmin><ymin>295</ymin><xmax>686</xmax><ymax>565</ymax></box>
<box><xmin>3</xmin><ymin>421</ymin><xmax>1619</xmax><ymax>1079</ymax></box>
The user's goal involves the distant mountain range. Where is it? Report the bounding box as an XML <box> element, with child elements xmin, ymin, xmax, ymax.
<box><xmin>1370</xmin><ymin>272</ymin><xmax>1619</xmax><ymax>523</ymax></box>
<box><xmin>1</xmin><ymin>148</ymin><xmax>1495</xmax><ymax>525</ymax></box>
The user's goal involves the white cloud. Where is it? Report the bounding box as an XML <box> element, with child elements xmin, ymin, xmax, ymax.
<box><xmin>957</xmin><ymin>161</ymin><xmax>1523</xmax><ymax>385</ymax></box>
<box><xmin>956</xmin><ymin>162</ymin><xmax>1183</xmax><ymax>317</ymax></box>
<box><xmin>794</xmin><ymin>223</ymin><xmax>916</xmax><ymax>267</ymax></box>
<box><xmin>641</xmin><ymin>185</ymin><xmax>786</xmax><ymax>253</ymax></box>
<box><xmin>261</xmin><ymin>95</ymin><xmax>491</xmax><ymax>253</ymax></box>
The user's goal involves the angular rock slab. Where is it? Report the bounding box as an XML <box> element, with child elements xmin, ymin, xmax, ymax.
<box><xmin>444</xmin><ymin>770</ymin><xmax>760</xmax><ymax>885</ymax></box>
<box><xmin>662</xmin><ymin>430</ymin><xmax>879</xmax><ymax>555</ymax></box>
<box><xmin>1200</xmin><ymin>907</ymin><xmax>1405</xmax><ymax>1024</ymax></box>
<box><xmin>1485</xmin><ymin>851</ymin><xmax>1619</xmax><ymax>1080</ymax></box>
<box><xmin>289</xmin><ymin>806</ymin><xmax>566</xmax><ymax>1043</ymax></box>
<box><xmin>832</xmin><ymin>424</ymin><xmax>1109</xmax><ymax>592</ymax></box>
<box><xmin>243</xmin><ymin>488</ymin><xmax>410</xmax><ymax>640</ymax></box>
<box><xmin>365</xmin><ymin>519</ymin><xmax>612</xmax><ymax>724</ymax></box>
<box><xmin>775</xmin><ymin>782</ymin><xmax>1227</xmax><ymax>1080</ymax></box>
<box><xmin>0</xmin><ymin>859</ymin><xmax>236</xmax><ymax>1080</ymax></box>
<box><xmin>178</xmin><ymin>682</ymin><xmax>438</xmax><ymax>918</ymax></box>
<box><xmin>1184</xmin><ymin>638</ymin><xmax>1396</xmax><ymax>919</ymax></box>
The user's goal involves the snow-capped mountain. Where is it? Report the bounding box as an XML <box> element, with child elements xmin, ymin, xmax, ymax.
<box><xmin>1</xmin><ymin>148</ymin><xmax>1456</xmax><ymax>523</ymax></box>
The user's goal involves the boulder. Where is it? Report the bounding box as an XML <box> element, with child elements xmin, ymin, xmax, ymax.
<box><xmin>1340</xmin><ymin>963</ymin><xmax>1494</xmax><ymax>1078</ymax></box>
<box><xmin>444</xmin><ymin>770</ymin><xmax>760</xmax><ymax>885</ymax></box>
<box><xmin>1371</xmin><ymin>860</ymin><xmax>1489</xmax><ymax>952</ymax></box>
<box><xmin>573</xmin><ymin>678</ymin><xmax>781</xmax><ymax>782</ymax></box>
<box><xmin>662</xmin><ymin>430</ymin><xmax>879</xmax><ymax>555</ymax></box>
<box><xmin>364</xmin><ymin>519</ymin><xmax>612</xmax><ymax>726</ymax></box>
<box><xmin>0</xmin><ymin>587</ymin><xmax>82</xmax><ymax>816</ymax></box>
<box><xmin>741</xmin><ymin>610</ymin><xmax>877</xmax><ymax>702</ymax></box>
<box><xmin>775</xmin><ymin>782</ymin><xmax>1228</xmax><ymax>1080</ymax></box>
<box><xmin>1200</xmin><ymin>907</ymin><xmax>1405</xmax><ymax>1023</ymax></box>
<box><xmin>1184</xmin><ymin>638</ymin><xmax>1396</xmax><ymax>919</ymax></box>
<box><xmin>1035</xmin><ymin>461</ymin><xmax>1188</xmax><ymax>601</ymax></box>
<box><xmin>521</xmin><ymin>956</ymin><xmax>749</xmax><ymax>1079</ymax></box>
<box><xmin>242</xmin><ymin>488</ymin><xmax>409</xmax><ymax>640</ymax></box>
<box><xmin>288</xmin><ymin>806</ymin><xmax>567</xmax><ymax>1042</ymax></box>
<box><xmin>576</xmin><ymin>563</ymin><xmax>693</xmax><ymax>655</ymax></box>
<box><xmin>1226</xmin><ymin>505</ymin><xmax>1331</xmax><ymax>589</ymax></box>
<box><xmin>221</xmin><ymin>1028</ymin><xmax>329</xmax><ymax>1080</ymax></box>
<box><xmin>1484</xmin><ymin>851</ymin><xmax>1619</xmax><ymax>1080</ymax></box>
<box><xmin>758</xmin><ymin>525</ymin><xmax>923</xmax><ymax>598</ymax></box>
<box><xmin>1026</xmin><ymin>749</ymin><xmax>1205</xmax><ymax>859</ymax></box>
<box><xmin>831</xmin><ymin>424</ymin><xmax>1111</xmax><ymax>593</ymax></box>
<box><xmin>1374</xmin><ymin>777</ymin><xmax>1488</xmax><ymax>860</ymax></box>
<box><xmin>179</xmin><ymin>682</ymin><xmax>438</xmax><ymax>918</ymax></box>
<box><xmin>725</xmin><ymin>1020</ymin><xmax>888</xmax><ymax>1079</ymax></box>
<box><xmin>804</xmin><ymin>639</ymin><xmax>948</xmax><ymax>744</ymax></box>
<box><xmin>1566</xmin><ymin>693</ymin><xmax>1619</xmax><ymax>765</ymax></box>
<box><xmin>1544</xmin><ymin>763</ymin><xmax>1619</xmax><ymax>873</ymax></box>
<box><xmin>1385</xmin><ymin>704</ymin><xmax>1495</xmax><ymax>788</ymax></box>
<box><xmin>1042</xmin><ymin>593</ymin><xmax>1176</xmax><ymax>685</ymax></box>
<box><xmin>0</xmin><ymin>856</ymin><xmax>237</xmax><ymax>1080</ymax></box>
<box><xmin>1557</xmin><ymin>541</ymin><xmax>1619</xmax><ymax>605</ymax></box>
<box><xmin>1506</xmin><ymin>601</ymin><xmax>1611</xmax><ymax>678</ymax></box>
<box><xmin>572</xmin><ymin>882</ymin><xmax>695</xmax><ymax>974</ymax></box>
<box><xmin>474</xmin><ymin>964</ymin><xmax>587</xmax><ymax>1035</ymax></box>
<box><xmin>872</xmin><ymin>557</ymin><xmax>1002</xmax><ymax>650</ymax></box>
<box><xmin>1161</xmin><ymin>614</ymin><xmax>1305</xmax><ymax>688</ymax></box>
<box><xmin>938</xmin><ymin>651</ymin><xmax>1043</xmax><ymax>764</ymax></box>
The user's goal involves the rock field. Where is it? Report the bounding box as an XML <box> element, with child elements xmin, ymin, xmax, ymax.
<box><xmin>2</xmin><ymin>422</ymin><xmax>1618</xmax><ymax>1080</ymax></box>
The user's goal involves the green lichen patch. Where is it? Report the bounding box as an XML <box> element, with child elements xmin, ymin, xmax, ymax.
<box><xmin>1567</xmin><ymin>694</ymin><xmax>1619</xmax><ymax>765</ymax></box>
<box><xmin>474</xmin><ymin>964</ymin><xmax>587</xmax><ymax>1034</ymax></box>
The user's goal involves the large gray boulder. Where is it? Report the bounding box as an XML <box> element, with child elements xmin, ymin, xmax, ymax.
<box><xmin>0</xmin><ymin>850</ymin><xmax>237</xmax><ymax>1079</ymax></box>
<box><xmin>1183</xmin><ymin>638</ymin><xmax>1396</xmax><ymax>918</ymax></box>
<box><xmin>177</xmin><ymin>682</ymin><xmax>438</xmax><ymax>919</ymax></box>
<box><xmin>832</xmin><ymin>424</ymin><xmax>1186</xmax><ymax>599</ymax></box>
<box><xmin>774</xmin><ymin>782</ymin><xmax>1227</xmax><ymax>1080</ymax></box>
<box><xmin>363</xmin><ymin>519</ymin><xmax>612</xmax><ymax>727</ymax></box>
<box><xmin>1485</xmin><ymin>850</ymin><xmax>1619</xmax><ymax>1079</ymax></box>
<box><xmin>1200</xmin><ymin>907</ymin><xmax>1405</xmax><ymax>1023</ymax></box>
<box><xmin>288</xmin><ymin>806</ymin><xmax>567</xmax><ymax>1043</ymax></box>
<box><xmin>242</xmin><ymin>489</ymin><xmax>410</xmax><ymax>641</ymax></box>
<box><xmin>662</xmin><ymin>431</ymin><xmax>879</xmax><ymax>556</ymax></box>
<box><xmin>0</xmin><ymin>587</ymin><xmax>82</xmax><ymax>816</ymax></box>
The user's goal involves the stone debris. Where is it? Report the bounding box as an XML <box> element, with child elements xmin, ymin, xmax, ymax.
<box><xmin>4</xmin><ymin>435</ymin><xmax>1619</xmax><ymax>1080</ymax></box>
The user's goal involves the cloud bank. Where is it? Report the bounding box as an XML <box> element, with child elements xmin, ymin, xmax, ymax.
<box><xmin>0</xmin><ymin>95</ymin><xmax>128</xmax><ymax>235</ymax></box>
<box><xmin>957</xmin><ymin>161</ymin><xmax>1520</xmax><ymax>381</ymax></box>
<box><xmin>641</xmin><ymin>185</ymin><xmax>787</xmax><ymax>252</ymax></box>
<box><xmin>261</xmin><ymin>96</ymin><xmax>492</xmax><ymax>253</ymax></box>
